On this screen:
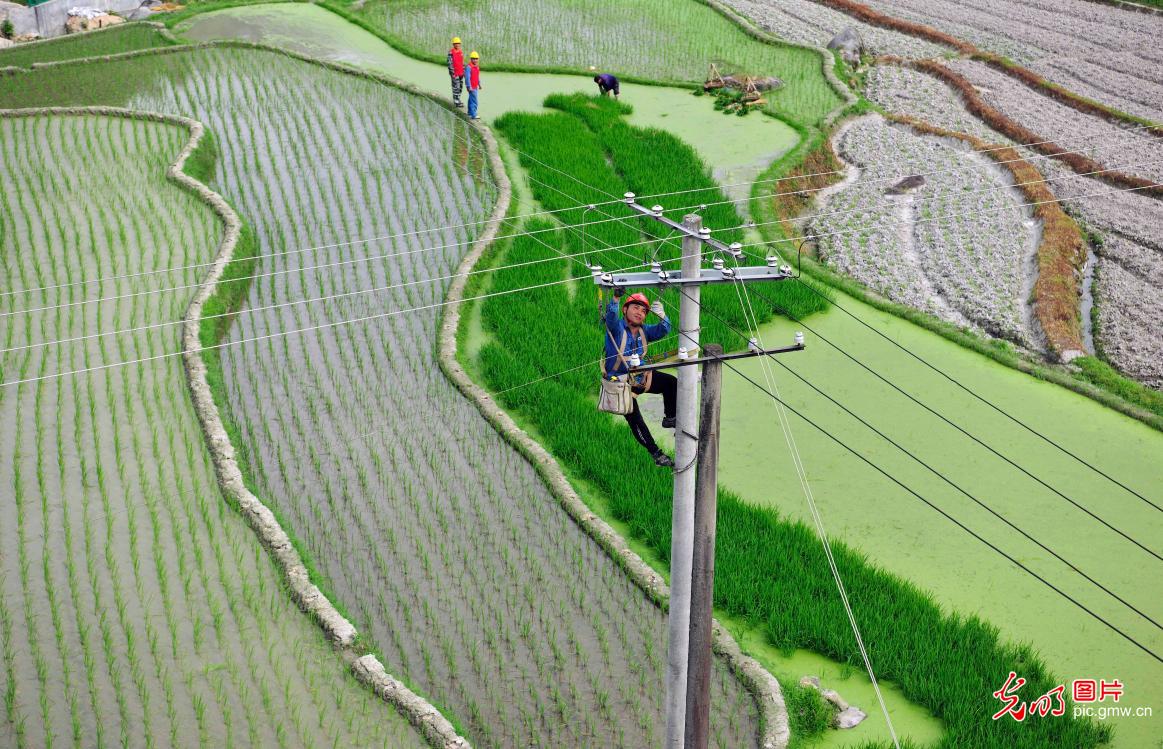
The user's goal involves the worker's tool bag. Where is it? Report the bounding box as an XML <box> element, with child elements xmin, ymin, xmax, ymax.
<box><xmin>598</xmin><ymin>328</ymin><xmax>649</xmax><ymax>415</ymax></box>
<box><xmin>599</xmin><ymin>375</ymin><xmax>634</xmax><ymax>415</ymax></box>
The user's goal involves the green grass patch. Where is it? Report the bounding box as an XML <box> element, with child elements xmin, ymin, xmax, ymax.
<box><xmin>783</xmin><ymin>681</ymin><xmax>836</xmax><ymax>741</ymax></box>
<box><xmin>1073</xmin><ymin>356</ymin><xmax>1163</xmax><ymax>418</ymax></box>
<box><xmin>343</xmin><ymin>0</ymin><xmax>842</xmax><ymax>125</ymax></box>
<box><xmin>0</xmin><ymin>23</ymin><xmax>173</xmax><ymax>67</ymax></box>
<box><xmin>480</xmin><ymin>95</ymin><xmax>1108</xmax><ymax>748</ymax></box>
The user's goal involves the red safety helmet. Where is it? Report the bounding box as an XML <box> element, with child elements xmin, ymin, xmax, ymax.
<box><xmin>622</xmin><ymin>293</ymin><xmax>650</xmax><ymax>313</ymax></box>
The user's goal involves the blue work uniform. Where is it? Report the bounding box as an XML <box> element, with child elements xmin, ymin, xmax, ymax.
<box><xmin>603</xmin><ymin>298</ymin><xmax>670</xmax><ymax>380</ymax></box>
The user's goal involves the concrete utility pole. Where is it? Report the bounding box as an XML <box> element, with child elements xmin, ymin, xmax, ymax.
<box><xmin>685</xmin><ymin>343</ymin><xmax>723</xmax><ymax>749</ymax></box>
<box><xmin>592</xmin><ymin>193</ymin><xmax>803</xmax><ymax>748</ymax></box>
<box><xmin>665</xmin><ymin>213</ymin><xmax>703</xmax><ymax>748</ymax></box>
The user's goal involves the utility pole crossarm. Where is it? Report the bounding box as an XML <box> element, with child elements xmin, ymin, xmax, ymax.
<box><xmin>588</xmin><ymin>194</ymin><xmax>797</xmax><ymax>290</ymax></box>
<box><xmin>591</xmin><ymin>264</ymin><xmax>792</xmax><ymax>289</ymax></box>
<box><xmin>630</xmin><ymin>343</ymin><xmax>804</xmax><ymax>372</ymax></box>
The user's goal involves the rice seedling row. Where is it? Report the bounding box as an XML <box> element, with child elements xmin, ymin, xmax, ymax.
<box><xmin>810</xmin><ymin>115</ymin><xmax>1039</xmax><ymax>347</ymax></box>
<box><xmin>721</xmin><ymin>0</ymin><xmax>946</xmax><ymax>59</ymax></box>
<box><xmin>858</xmin><ymin>0</ymin><xmax>1163</xmax><ymax>120</ymax></box>
<box><xmin>350</xmin><ymin>0</ymin><xmax>844</xmax><ymax>125</ymax></box>
<box><xmin>861</xmin><ymin>59</ymin><xmax>1163</xmax><ymax>386</ymax></box>
<box><xmin>0</xmin><ymin>112</ymin><xmax>424</xmax><ymax>748</ymax></box>
<box><xmin>941</xmin><ymin>59</ymin><xmax>1163</xmax><ymax>185</ymax></box>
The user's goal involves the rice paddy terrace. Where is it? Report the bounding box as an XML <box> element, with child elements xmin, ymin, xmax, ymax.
<box><xmin>1</xmin><ymin>42</ymin><xmax>760</xmax><ymax>749</ymax></box>
<box><xmin>0</xmin><ymin>112</ymin><xmax>423</xmax><ymax>748</ymax></box>
<box><xmin>3</xmin><ymin>0</ymin><xmax>1163</xmax><ymax>747</ymax></box>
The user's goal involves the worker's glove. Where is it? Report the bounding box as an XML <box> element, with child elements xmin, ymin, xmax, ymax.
<box><xmin>650</xmin><ymin>300</ymin><xmax>666</xmax><ymax>318</ymax></box>
<box><xmin>613</xmin><ymin>286</ymin><xmax>624</xmax><ymax>299</ymax></box>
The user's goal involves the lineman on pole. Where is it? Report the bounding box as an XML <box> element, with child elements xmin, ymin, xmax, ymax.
<box><xmin>604</xmin><ymin>288</ymin><xmax>677</xmax><ymax>467</ymax></box>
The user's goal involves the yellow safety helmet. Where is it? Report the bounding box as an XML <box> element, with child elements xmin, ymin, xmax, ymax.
<box><xmin>469</xmin><ymin>51</ymin><xmax>480</xmax><ymax>59</ymax></box>
<box><xmin>451</xmin><ymin>36</ymin><xmax>461</xmax><ymax>44</ymax></box>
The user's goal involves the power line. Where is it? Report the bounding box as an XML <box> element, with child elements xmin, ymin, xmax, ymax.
<box><xmin>719</xmin><ymin>267</ymin><xmax>901</xmax><ymax>745</ymax></box>
<box><xmin>691</xmin><ymin>287</ymin><xmax>1162</xmax><ymax>632</ymax></box>
<box><xmin>752</xmin><ymin>281</ymin><xmax>1163</xmax><ymax>534</ymax></box>
<box><xmin>782</xmin><ymin>280</ymin><xmax>1163</xmax><ymax>513</ymax></box>
<box><xmin>6</xmin><ymin>121</ymin><xmax>1150</xmax><ymax>306</ymax></box>
<box><xmin>0</xmin><ymin>248</ymin><xmax>692</xmax><ymax>389</ymax></box>
<box><xmin>480</xmin><ymin>161</ymin><xmax>1163</xmax><ymax>663</ymax></box>
<box><xmin>8</xmin><ymin>152</ymin><xmax>1118</xmax><ymax>340</ymax></box>
<box><xmin>687</xmin><ymin>324</ymin><xmax>1163</xmax><ymax>665</ymax></box>
<box><xmin>7</xmin><ymin>159</ymin><xmax>1159</xmax><ymax>394</ymax></box>
<box><xmin>0</xmin><ymin>232</ymin><xmax>703</xmax><ymax>357</ymax></box>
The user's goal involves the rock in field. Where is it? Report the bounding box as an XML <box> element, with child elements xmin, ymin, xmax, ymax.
<box><xmin>835</xmin><ymin>705</ymin><xmax>867</xmax><ymax>729</ymax></box>
<box><xmin>827</xmin><ymin>27</ymin><xmax>863</xmax><ymax>65</ymax></box>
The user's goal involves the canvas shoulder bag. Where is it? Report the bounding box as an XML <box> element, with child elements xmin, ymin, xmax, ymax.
<box><xmin>598</xmin><ymin>328</ymin><xmax>635</xmax><ymax>415</ymax></box>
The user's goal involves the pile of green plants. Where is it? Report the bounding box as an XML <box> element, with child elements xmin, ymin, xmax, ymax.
<box><xmin>694</xmin><ymin>85</ymin><xmax>760</xmax><ymax>116</ymax></box>
<box><xmin>475</xmin><ymin>94</ymin><xmax>1109</xmax><ymax>748</ymax></box>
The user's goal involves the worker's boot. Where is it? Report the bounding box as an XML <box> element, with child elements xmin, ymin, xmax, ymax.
<box><xmin>661</xmin><ymin>416</ymin><xmax>675</xmax><ymax>429</ymax></box>
<box><xmin>652</xmin><ymin>451</ymin><xmax>675</xmax><ymax>468</ymax></box>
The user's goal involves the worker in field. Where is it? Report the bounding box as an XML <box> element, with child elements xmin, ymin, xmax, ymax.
<box><xmin>605</xmin><ymin>288</ymin><xmax>676</xmax><ymax>467</ymax></box>
<box><xmin>467</xmin><ymin>51</ymin><xmax>482</xmax><ymax>120</ymax></box>
<box><xmin>447</xmin><ymin>36</ymin><xmax>466</xmax><ymax>107</ymax></box>
<box><xmin>593</xmin><ymin>72</ymin><xmax>620</xmax><ymax>99</ymax></box>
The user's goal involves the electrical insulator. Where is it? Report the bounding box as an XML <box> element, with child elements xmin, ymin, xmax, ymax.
<box><xmin>766</xmin><ymin>255</ymin><xmax>779</xmax><ymax>267</ymax></box>
<box><xmin>794</xmin><ymin>332</ymin><xmax>805</xmax><ymax>346</ymax></box>
<box><xmin>748</xmin><ymin>337</ymin><xmax>759</xmax><ymax>353</ymax></box>
<box><xmin>712</xmin><ymin>256</ymin><xmax>724</xmax><ymax>271</ymax></box>
<box><xmin>729</xmin><ymin>242</ymin><xmax>744</xmax><ymax>259</ymax></box>
<box><xmin>652</xmin><ymin>204</ymin><xmax>664</xmax><ymax>216</ymax></box>
<box><xmin>624</xmin><ymin>191</ymin><xmax>636</xmax><ymax>203</ymax></box>
<box><xmin>650</xmin><ymin>261</ymin><xmax>662</xmax><ymax>274</ymax></box>
<box><xmin>678</xmin><ymin>347</ymin><xmax>689</xmax><ymax>360</ymax></box>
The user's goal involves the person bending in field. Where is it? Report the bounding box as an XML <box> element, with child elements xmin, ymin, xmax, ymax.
<box><xmin>605</xmin><ymin>288</ymin><xmax>676</xmax><ymax>467</ymax></box>
<box><xmin>593</xmin><ymin>72</ymin><xmax>620</xmax><ymax>99</ymax></box>
<box><xmin>447</xmin><ymin>36</ymin><xmax>466</xmax><ymax>107</ymax></box>
<box><xmin>466</xmin><ymin>51</ymin><xmax>482</xmax><ymax>120</ymax></box>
